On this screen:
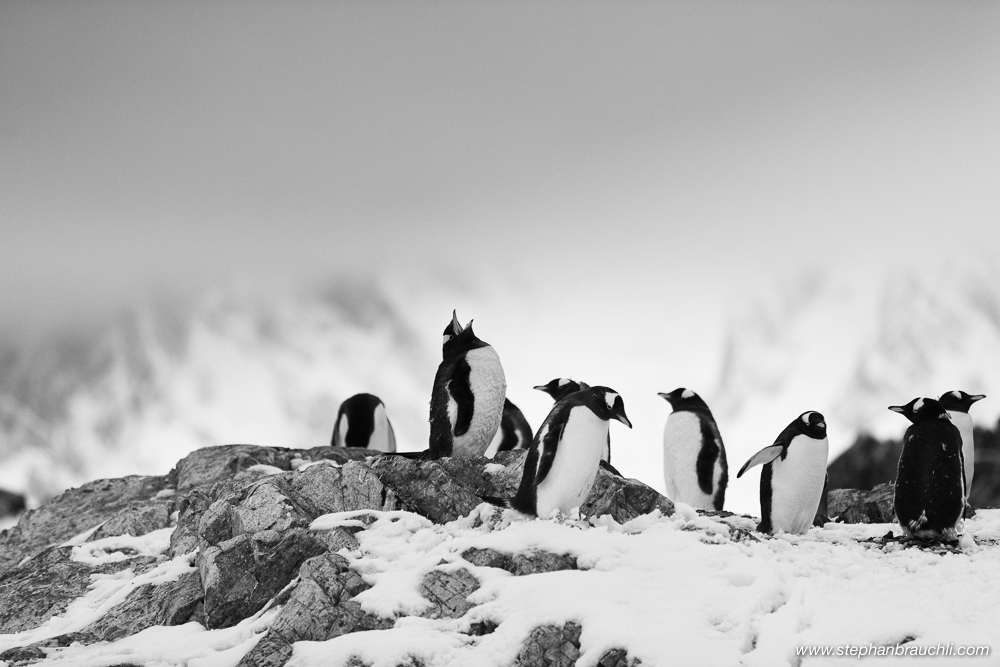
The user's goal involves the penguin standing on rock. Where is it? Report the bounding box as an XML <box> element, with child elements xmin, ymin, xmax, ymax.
<box><xmin>736</xmin><ymin>411</ymin><xmax>829</xmax><ymax>535</ymax></box>
<box><xmin>332</xmin><ymin>393</ymin><xmax>397</xmax><ymax>452</ymax></box>
<box><xmin>533</xmin><ymin>378</ymin><xmax>616</xmax><ymax>466</ymax></box>
<box><xmin>938</xmin><ymin>390</ymin><xmax>985</xmax><ymax>502</ymax></box>
<box><xmin>890</xmin><ymin>398</ymin><xmax>965</xmax><ymax>543</ymax></box>
<box><xmin>483</xmin><ymin>386</ymin><xmax>631</xmax><ymax>517</ymax></box>
<box><xmin>428</xmin><ymin>311</ymin><xmax>506</xmax><ymax>458</ymax></box>
<box><xmin>485</xmin><ymin>398</ymin><xmax>534</xmax><ymax>456</ymax></box>
<box><xmin>658</xmin><ymin>388</ymin><xmax>728</xmax><ymax>511</ymax></box>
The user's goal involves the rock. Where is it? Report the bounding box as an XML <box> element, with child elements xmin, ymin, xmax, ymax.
<box><xmin>598</xmin><ymin>648</ymin><xmax>642</xmax><ymax>667</ymax></box>
<box><xmin>198</xmin><ymin>528</ymin><xmax>328</xmax><ymax>629</ymax></box>
<box><xmin>366</xmin><ymin>455</ymin><xmax>490</xmax><ymax>524</ymax></box>
<box><xmin>516</xmin><ymin>622</ymin><xmax>582</xmax><ymax>667</ymax></box>
<box><xmin>236</xmin><ymin>553</ymin><xmax>391</xmax><ymax>667</ymax></box>
<box><xmin>462</xmin><ymin>547</ymin><xmax>578</xmax><ymax>575</ymax></box>
<box><xmin>828</xmin><ymin>483</ymin><xmax>896</xmax><ymax>523</ymax></box>
<box><xmin>0</xmin><ymin>475</ymin><xmax>171</xmax><ymax>576</ymax></box>
<box><xmin>168</xmin><ymin>489</ymin><xmax>214</xmax><ymax>557</ymax></box>
<box><xmin>581</xmin><ymin>467</ymin><xmax>674</xmax><ymax>523</ymax></box>
<box><xmin>0</xmin><ymin>547</ymin><xmax>157</xmax><ymax>634</ymax></box>
<box><xmin>418</xmin><ymin>568</ymin><xmax>479</xmax><ymax>619</ymax></box>
<box><xmin>89</xmin><ymin>502</ymin><xmax>172</xmax><ymax>542</ymax></box>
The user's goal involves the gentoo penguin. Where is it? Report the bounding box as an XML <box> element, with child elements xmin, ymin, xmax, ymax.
<box><xmin>484</xmin><ymin>398</ymin><xmax>534</xmax><ymax>457</ymax></box>
<box><xmin>938</xmin><ymin>390</ymin><xmax>985</xmax><ymax>501</ymax></box>
<box><xmin>533</xmin><ymin>378</ymin><xmax>614</xmax><ymax>465</ymax></box>
<box><xmin>534</xmin><ymin>378</ymin><xmax>590</xmax><ymax>402</ymax></box>
<box><xmin>658</xmin><ymin>388</ymin><xmax>728</xmax><ymax>511</ymax></box>
<box><xmin>428</xmin><ymin>311</ymin><xmax>506</xmax><ymax>458</ymax></box>
<box><xmin>331</xmin><ymin>393</ymin><xmax>397</xmax><ymax>453</ymax></box>
<box><xmin>736</xmin><ymin>411</ymin><xmax>829</xmax><ymax>535</ymax></box>
<box><xmin>483</xmin><ymin>386</ymin><xmax>631</xmax><ymax>517</ymax></box>
<box><xmin>890</xmin><ymin>397</ymin><xmax>965</xmax><ymax>543</ymax></box>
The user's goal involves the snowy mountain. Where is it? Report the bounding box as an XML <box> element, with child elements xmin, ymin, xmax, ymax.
<box><xmin>0</xmin><ymin>282</ymin><xmax>437</xmax><ymax>505</ymax></box>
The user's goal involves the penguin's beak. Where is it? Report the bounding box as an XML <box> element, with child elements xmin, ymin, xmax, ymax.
<box><xmin>451</xmin><ymin>310</ymin><xmax>463</xmax><ymax>334</ymax></box>
<box><xmin>888</xmin><ymin>405</ymin><xmax>905</xmax><ymax>414</ymax></box>
<box><xmin>657</xmin><ymin>392</ymin><xmax>674</xmax><ymax>405</ymax></box>
<box><xmin>533</xmin><ymin>385</ymin><xmax>547</xmax><ymax>392</ymax></box>
<box><xmin>971</xmin><ymin>394</ymin><xmax>986</xmax><ymax>403</ymax></box>
<box><xmin>613</xmin><ymin>410</ymin><xmax>632</xmax><ymax>429</ymax></box>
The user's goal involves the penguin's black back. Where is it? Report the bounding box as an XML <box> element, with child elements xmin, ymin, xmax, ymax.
<box><xmin>428</xmin><ymin>322</ymin><xmax>494</xmax><ymax>458</ymax></box>
<box><xmin>333</xmin><ymin>393</ymin><xmax>382</xmax><ymax>448</ymax></box>
<box><xmin>510</xmin><ymin>393</ymin><xmax>584</xmax><ymax>514</ymax></box>
<box><xmin>495</xmin><ymin>398</ymin><xmax>534</xmax><ymax>453</ymax></box>
<box><xmin>894</xmin><ymin>411</ymin><xmax>964</xmax><ymax>538</ymax></box>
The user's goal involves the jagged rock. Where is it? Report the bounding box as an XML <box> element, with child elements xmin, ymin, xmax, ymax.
<box><xmin>89</xmin><ymin>502</ymin><xmax>173</xmax><ymax>542</ymax></box>
<box><xmin>0</xmin><ymin>475</ymin><xmax>171</xmax><ymax>576</ymax></box>
<box><xmin>237</xmin><ymin>553</ymin><xmax>391</xmax><ymax>667</ymax></box>
<box><xmin>199</xmin><ymin>462</ymin><xmax>404</xmax><ymax>548</ymax></box>
<box><xmin>0</xmin><ymin>488</ymin><xmax>26</xmax><ymax>518</ymax></box>
<box><xmin>828</xmin><ymin>483</ymin><xmax>896</xmax><ymax>523</ymax></box>
<box><xmin>516</xmin><ymin>622</ymin><xmax>582</xmax><ymax>666</ymax></box>
<box><xmin>581</xmin><ymin>467</ymin><xmax>674</xmax><ymax>523</ymax></box>
<box><xmin>168</xmin><ymin>489</ymin><xmax>214</xmax><ymax>557</ymax></box>
<box><xmin>198</xmin><ymin>528</ymin><xmax>328</xmax><ymax>629</ymax></box>
<box><xmin>0</xmin><ymin>547</ymin><xmax>157</xmax><ymax>633</ymax></box>
<box><xmin>462</xmin><ymin>547</ymin><xmax>578</xmax><ymax>575</ymax></box>
<box><xmin>598</xmin><ymin>648</ymin><xmax>642</xmax><ymax>667</ymax></box>
<box><xmin>366</xmin><ymin>455</ymin><xmax>490</xmax><ymax>524</ymax></box>
<box><xmin>418</xmin><ymin>568</ymin><xmax>479</xmax><ymax>619</ymax></box>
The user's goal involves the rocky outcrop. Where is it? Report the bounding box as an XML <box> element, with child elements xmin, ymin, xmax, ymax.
<box><xmin>828</xmin><ymin>483</ymin><xmax>895</xmax><ymax>524</ymax></box>
<box><xmin>0</xmin><ymin>444</ymin><xmax>676</xmax><ymax>667</ymax></box>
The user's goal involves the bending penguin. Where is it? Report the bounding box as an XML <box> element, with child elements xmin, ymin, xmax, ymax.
<box><xmin>484</xmin><ymin>398</ymin><xmax>534</xmax><ymax>456</ymax></box>
<box><xmin>428</xmin><ymin>311</ymin><xmax>506</xmax><ymax>458</ymax></box>
<box><xmin>890</xmin><ymin>397</ymin><xmax>965</xmax><ymax>543</ymax></box>
<box><xmin>658</xmin><ymin>388</ymin><xmax>728</xmax><ymax>511</ymax></box>
<box><xmin>736</xmin><ymin>411</ymin><xmax>829</xmax><ymax>535</ymax></box>
<box><xmin>938</xmin><ymin>390</ymin><xmax>985</xmax><ymax>505</ymax></box>
<box><xmin>483</xmin><ymin>386</ymin><xmax>631</xmax><ymax>517</ymax></box>
<box><xmin>332</xmin><ymin>393</ymin><xmax>397</xmax><ymax>453</ymax></box>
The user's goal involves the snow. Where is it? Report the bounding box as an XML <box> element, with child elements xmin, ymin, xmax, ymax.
<box><xmin>4</xmin><ymin>508</ymin><xmax>1000</xmax><ymax>667</ymax></box>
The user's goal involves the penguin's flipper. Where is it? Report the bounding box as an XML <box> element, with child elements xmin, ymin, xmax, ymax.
<box><xmin>447</xmin><ymin>362</ymin><xmax>475</xmax><ymax>437</ymax></box>
<box><xmin>533</xmin><ymin>420</ymin><xmax>567</xmax><ymax>487</ymax></box>
<box><xmin>736</xmin><ymin>445</ymin><xmax>784</xmax><ymax>478</ymax></box>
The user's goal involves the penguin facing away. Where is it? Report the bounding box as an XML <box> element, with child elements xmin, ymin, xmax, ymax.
<box><xmin>889</xmin><ymin>397</ymin><xmax>965</xmax><ymax>543</ymax></box>
<box><xmin>428</xmin><ymin>311</ymin><xmax>507</xmax><ymax>459</ymax></box>
<box><xmin>332</xmin><ymin>393</ymin><xmax>397</xmax><ymax>453</ymax></box>
<box><xmin>534</xmin><ymin>378</ymin><xmax>613</xmax><ymax>465</ymax></box>
<box><xmin>484</xmin><ymin>398</ymin><xmax>534</xmax><ymax>457</ymax></box>
<box><xmin>736</xmin><ymin>411</ymin><xmax>829</xmax><ymax>535</ymax></box>
<box><xmin>483</xmin><ymin>386</ymin><xmax>632</xmax><ymax>517</ymax></box>
<box><xmin>658</xmin><ymin>388</ymin><xmax>728</xmax><ymax>511</ymax></box>
<box><xmin>534</xmin><ymin>378</ymin><xmax>590</xmax><ymax>403</ymax></box>
<box><xmin>937</xmin><ymin>390</ymin><xmax>985</xmax><ymax>500</ymax></box>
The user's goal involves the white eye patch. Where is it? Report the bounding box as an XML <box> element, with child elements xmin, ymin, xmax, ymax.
<box><xmin>952</xmin><ymin>391</ymin><xmax>962</xmax><ymax>399</ymax></box>
<box><xmin>443</xmin><ymin>335</ymin><xmax>452</xmax><ymax>345</ymax></box>
<box><xmin>913</xmin><ymin>398</ymin><xmax>925</xmax><ymax>412</ymax></box>
<box><xmin>605</xmin><ymin>392</ymin><xmax>619</xmax><ymax>410</ymax></box>
<box><xmin>681</xmin><ymin>389</ymin><xmax>694</xmax><ymax>399</ymax></box>
<box><xmin>558</xmin><ymin>378</ymin><xmax>570</xmax><ymax>387</ymax></box>
<box><xmin>801</xmin><ymin>412</ymin><xmax>814</xmax><ymax>425</ymax></box>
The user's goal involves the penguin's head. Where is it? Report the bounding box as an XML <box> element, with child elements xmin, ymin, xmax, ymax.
<box><xmin>796</xmin><ymin>411</ymin><xmax>827</xmax><ymax>439</ymax></box>
<box><xmin>657</xmin><ymin>388</ymin><xmax>710</xmax><ymax>413</ymax></box>
<box><xmin>533</xmin><ymin>377</ymin><xmax>587</xmax><ymax>402</ymax></box>
<box><xmin>441</xmin><ymin>309</ymin><xmax>482</xmax><ymax>356</ymax></box>
<box><xmin>938</xmin><ymin>390</ymin><xmax>986</xmax><ymax>414</ymax></box>
<box><xmin>583</xmin><ymin>386</ymin><xmax>632</xmax><ymax>428</ymax></box>
<box><xmin>889</xmin><ymin>397</ymin><xmax>950</xmax><ymax>424</ymax></box>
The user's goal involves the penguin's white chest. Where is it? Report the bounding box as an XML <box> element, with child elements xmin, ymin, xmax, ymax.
<box><xmin>769</xmin><ymin>435</ymin><xmax>828</xmax><ymax>535</ymax></box>
<box><xmin>450</xmin><ymin>345</ymin><xmax>506</xmax><ymax>457</ymax></box>
<box><xmin>948</xmin><ymin>411</ymin><xmax>975</xmax><ymax>495</ymax></box>
<box><xmin>369</xmin><ymin>403</ymin><xmax>396</xmax><ymax>453</ymax></box>
<box><xmin>535</xmin><ymin>407</ymin><xmax>608</xmax><ymax>517</ymax></box>
<box><xmin>662</xmin><ymin>412</ymin><xmax>715</xmax><ymax>509</ymax></box>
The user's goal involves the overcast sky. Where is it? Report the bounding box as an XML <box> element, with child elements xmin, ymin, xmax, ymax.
<box><xmin>2</xmin><ymin>0</ymin><xmax>999</xmax><ymax>338</ymax></box>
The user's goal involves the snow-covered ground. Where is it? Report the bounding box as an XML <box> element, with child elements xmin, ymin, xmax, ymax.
<box><xmin>3</xmin><ymin>506</ymin><xmax>998</xmax><ymax>667</ymax></box>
